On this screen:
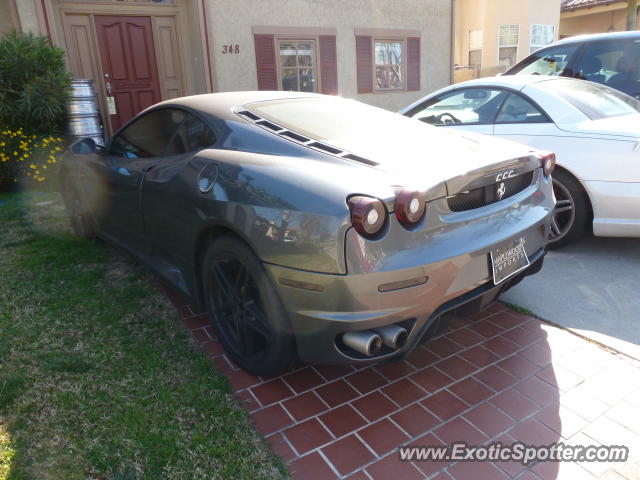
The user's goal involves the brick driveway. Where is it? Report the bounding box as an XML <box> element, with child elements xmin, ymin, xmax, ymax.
<box><xmin>167</xmin><ymin>288</ymin><xmax>640</xmax><ymax>480</ymax></box>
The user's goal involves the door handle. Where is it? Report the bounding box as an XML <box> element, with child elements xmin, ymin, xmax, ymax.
<box><xmin>142</xmin><ymin>163</ymin><xmax>158</xmax><ymax>173</ymax></box>
<box><xmin>105</xmin><ymin>81</ymin><xmax>112</xmax><ymax>96</ymax></box>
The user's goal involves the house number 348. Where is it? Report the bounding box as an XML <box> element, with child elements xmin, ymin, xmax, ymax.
<box><xmin>222</xmin><ymin>44</ymin><xmax>240</xmax><ymax>54</ymax></box>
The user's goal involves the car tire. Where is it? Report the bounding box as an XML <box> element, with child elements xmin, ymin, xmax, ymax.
<box><xmin>61</xmin><ymin>178</ymin><xmax>96</xmax><ymax>239</ymax></box>
<box><xmin>547</xmin><ymin>170</ymin><xmax>590</xmax><ymax>249</ymax></box>
<box><xmin>201</xmin><ymin>235</ymin><xmax>297</xmax><ymax>376</ymax></box>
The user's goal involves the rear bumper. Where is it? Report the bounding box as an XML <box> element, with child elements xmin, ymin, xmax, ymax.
<box><xmin>265</xmin><ymin>224</ymin><xmax>549</xmax><ymax>365</ymax></box>
<box><xmin>585</xmin><ymin>180</ymin><xmax>640</xmax><ymax>237</ymax></box>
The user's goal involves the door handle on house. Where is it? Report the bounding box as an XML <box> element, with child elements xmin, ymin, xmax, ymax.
<box><xmin>105</xmin><ymin>81</ymin><xmax>112</xmax><ymax>96</ymax></box>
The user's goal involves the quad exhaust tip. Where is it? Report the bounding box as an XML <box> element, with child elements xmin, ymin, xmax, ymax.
<box><xmin>342</xmin><ymin>324</ymin><xmax>408</xmax><ymax>356</ymax></box>
<box><xmin>342</xmin><ymin>331</ymin><xmax>382</xmax><ymax>357</ymax></box>
<box><xmin>375</xmin><ymin>324</ymin><xmax>408</xmax><ymax>349</ymax></box>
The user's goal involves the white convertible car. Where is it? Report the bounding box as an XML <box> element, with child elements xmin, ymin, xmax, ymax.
<box><xmin>400</xmin><ymin>75</ymin><xmax>640</xmax><ymax>248</ymax></box>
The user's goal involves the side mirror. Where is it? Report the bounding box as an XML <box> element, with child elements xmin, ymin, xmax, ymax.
<box><xmin>70</xmin><ymin>137</ymin><xmax>97</xmax><ymax>155</ymax></box>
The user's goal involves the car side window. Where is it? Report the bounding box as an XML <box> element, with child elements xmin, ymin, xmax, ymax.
<box><xmin>496</xmin><ymin>93</ymin><xmax>549</xmax><ymax>123</ymax></box>
<box><xmin>409</xmin><ymin>88</ymin><xmax>508</xmax><ymax>125</ymax></box>
<box><xmin>110</xmin><ymin>108</ymin><xmax>186</xmax><ymax>158</ymax></box>
<box><xmin>165</xmin><ymin>113</ymin><xmax>217</xmax><ymax>155</ymax></box>
<box><xmin>577</xmin><ymin>39</ymin><xmax>640</xmax><ymax>97</ymax></box>
<box><xmin>495</xmin><ymin>93</ymin><xmax>549</xmax><ymax>124</ymax></box>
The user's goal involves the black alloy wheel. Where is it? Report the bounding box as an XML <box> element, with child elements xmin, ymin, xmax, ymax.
<box><xmin>202</xmin><ymin>236</ymin><xmax>296</xmax><ymax>375</ymax></box>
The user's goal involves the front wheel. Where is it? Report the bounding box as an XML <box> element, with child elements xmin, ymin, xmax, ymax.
<box><xmin>547</xmin><ymin>170</ymin><xmax>590</xmax><ymax>249</ymax></box>
<box><xmin>201</xmin><ymin>235</ymin><xmax>296</xmax><ymax>375</ymax></box>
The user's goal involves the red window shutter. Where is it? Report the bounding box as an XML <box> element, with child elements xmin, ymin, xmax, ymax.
<box><xmin>319</xmin><ymin>35</ymin><xmax>338</xmax><ymax>95</ymax></box>
<box><xmin>254</xmin><ymin>34</ymin><xmax>278</xmax><ymax>90</ymax></box>
<box><xmin>356</xmin><ymin>35</ymin><xmax>373</xmax><ymax>94</ymax></box>
<box><xmin>407</xmin><ymin>37</ymin><xmax>421</xmax><ymax>91</ymax></box>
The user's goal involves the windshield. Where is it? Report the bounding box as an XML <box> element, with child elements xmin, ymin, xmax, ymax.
<box><xmin>543</xmin><ymin>78</ymin><xmax>640</xmax><ymax>119</ymax></box>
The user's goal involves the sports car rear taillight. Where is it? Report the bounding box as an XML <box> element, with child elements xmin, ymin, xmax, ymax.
<box><xmin>348</xmin><ymin>195</ymin><xmax>387</xmax><ymax>237</ymax></box>
<box><xmin>395</xmin><ymin>189</ymin><xmax>426</xmax><ymax>226</ymax></box>
<box><xmin>539</xmin><ymin>152</ymin><xmax>556</xmax><ymax>177</ymax></box>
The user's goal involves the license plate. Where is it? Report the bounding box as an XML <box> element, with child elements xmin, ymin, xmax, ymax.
<box><xmin>490</xmin><ymin>237</ymin><xmax>530</xmax><ymax>285</ymax></box>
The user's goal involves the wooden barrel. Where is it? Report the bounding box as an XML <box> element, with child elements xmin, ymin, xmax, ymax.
<box><xmin>66</xmin><ymin>79</ymin><xmax>105</xmax><ymax>146</ymax></box>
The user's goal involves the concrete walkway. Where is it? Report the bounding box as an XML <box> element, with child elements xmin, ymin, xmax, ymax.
<box><xmin>502</xmin><ymin>234</ymin><xmax>640</xmax><ymax>360</ymax></box>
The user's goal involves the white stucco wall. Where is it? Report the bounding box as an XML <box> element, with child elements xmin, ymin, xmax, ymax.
<box><xmin>206</xmin><ymin>0</ymin><xmax>453</xmax><ymax>111</ymax></box>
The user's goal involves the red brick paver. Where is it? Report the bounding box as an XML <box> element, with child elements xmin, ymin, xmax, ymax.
<box><xmin>164</xmin><ymin>285</ymin><xmax>640</xmax><ymax>480</ymax></box>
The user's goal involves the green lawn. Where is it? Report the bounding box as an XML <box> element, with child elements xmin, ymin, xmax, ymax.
<box><xmin>0</xmin><ymin>192</ymin><xmax>287</xmax><ymax>480</ymax></box>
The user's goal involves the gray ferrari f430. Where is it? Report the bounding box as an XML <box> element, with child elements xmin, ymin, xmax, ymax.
<box><xmin>62</xmin><ymin>91</ymin><xmax>555</xmax><ymax>375</ymax></box>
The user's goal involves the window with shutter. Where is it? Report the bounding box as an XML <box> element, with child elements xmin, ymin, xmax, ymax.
<box><xmin>253</xmin><ymin>28</ymin><xmax>338</xmax><ymax>94</ymax></box>
<box><xmin>356</xmin><ymin>30</ymin><xmax>420</xmax><ymax>93</ymax></box>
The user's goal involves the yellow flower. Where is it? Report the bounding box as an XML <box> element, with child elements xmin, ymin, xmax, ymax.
<box><xmin>29</xmin><ymin>164</ymin><xmax>36</xmax><ymax>169</ymax></box>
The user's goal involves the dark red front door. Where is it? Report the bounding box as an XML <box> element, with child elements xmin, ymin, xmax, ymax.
<box><xmin>95</xmin><ymin>16</ymin><xmax>161</xmax><ymax>132</ymax></box>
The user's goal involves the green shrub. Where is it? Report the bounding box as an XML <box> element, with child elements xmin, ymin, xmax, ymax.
<box><xmin>0</xmin><ymin>31</ymin><xmax>71</xmax><ymax>134</ymax></box>
<box><xmin>0</xmin><ymin>31</ymin><xmax>70</xmax><ymax>190</ymax></box>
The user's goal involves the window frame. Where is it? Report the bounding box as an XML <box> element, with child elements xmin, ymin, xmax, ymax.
<box><xmin>275</xmin><ymin>37</ymin><xmax>320</xmax><ymax>93</ymax></box>
<box><xmin>373</xmin><ymin>37</ymin><xmax>407</xmax><ymax>92</ymax></box>
<box><xmin>498</xmin><ymin>24</ymin><xmax>520</xmax><ymax>69</ymax></box>
<box><xmin>529</xmin><ymin>24</ymin><xmax>555</xmax><ymax>55</ymax></box>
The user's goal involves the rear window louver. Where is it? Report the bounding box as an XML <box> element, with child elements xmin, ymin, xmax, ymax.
<box><xmin>234</xmin><ymin>108</ymin><xmax>378</xmax><ymax>166</ymax></box>
<box><xmin>280</xmin><ymin>130</ymin><xmax>310</xmax><ymax>143</ymax></box>
<box><xmin>307</xmin><ymin>142</ymin><xmax>342</xmax><ymax>155</ymax></box>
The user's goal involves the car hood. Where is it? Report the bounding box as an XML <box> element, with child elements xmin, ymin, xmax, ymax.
<box><xmin>557</xmin><ymin>113</ymin><xmax>640</xmax><ymax>140</ymax></box>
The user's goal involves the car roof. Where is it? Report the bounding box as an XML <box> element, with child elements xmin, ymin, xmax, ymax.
<box><xmin>554</xmin><ymin>30</ymin><xmax>640</xmax><ymax>45</ymax></box>
<box><xmin>152</xmin><ymin>91</ymin><xmax>324</xmax><ymax>120</ymax></box>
